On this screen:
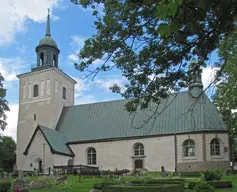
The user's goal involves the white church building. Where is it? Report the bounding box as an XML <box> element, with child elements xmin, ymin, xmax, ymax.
<box><xmin>16</xmin><ymin>13</ymin><xmax>230</xmax><ymax>173</ymax></box>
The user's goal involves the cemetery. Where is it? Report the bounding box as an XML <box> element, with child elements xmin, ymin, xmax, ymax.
<box><xmin>0</xmin><ymin>167</ymin><xmax>237</xmax><ymax>192</ymax></box>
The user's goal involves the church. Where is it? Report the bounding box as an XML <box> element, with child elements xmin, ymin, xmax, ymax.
<box><xmin>16</xmin><ymin>13</ymin><xmax>230</xmax><ymax>173</ymax></box>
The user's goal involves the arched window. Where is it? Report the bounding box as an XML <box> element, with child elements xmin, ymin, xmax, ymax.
<box><xmin>87</xmin><ymin>147</ymin><xmax>96</xmax><ymax>165</ymax></box>
<box><xmin>211</xmin><ymin>138</ymin><xmax>220</xmax><ymax>156</ymax></box>
<box><xmin>63</xmin><ymin>87</ymin><xmax>66</xmax><ymax>100</ymax></box>
<box><xmin>40</xmin><ymin>52</ymin><xmax>44</xmax><ymax>66</ymax></box>
<box><xmin>134</xmin><ymin>143</ymin><xmax>144</xmax><ymax>156</ymax></box>
<box><xmin>33</xmin><ymin>84</ymin><xmax>39</xmax><ymax>97</ymax></box>
<box><xmin>183</xmin><ymin>139</ymin><xmax>195</xmax><ymax>157</ymax></box>
<box><xmin>53</xmin><ymin>55</ymin><xmax>57</xmax><ymax>67</ymax></box>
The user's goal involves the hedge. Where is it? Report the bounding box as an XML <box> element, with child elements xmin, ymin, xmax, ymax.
<box><xmin>130</xmin><ymin>179</ymin><xmax>184</xmax><ymax>185</ymax></box>
<box><xmin>188</xmin><ymin>181</ymin><xmax>232</xmax><ymax>189</ymax></box>
<box><xmin>173</xmin><ymin>172</ymin><xmax>201</xmax><ymax>177</ymax></box>
<box><xmin>0</xmin><ymin>181</ymin><xmax>12</xmax><ymax>192</ymax></box>
<box><xmin>102</xmin><ymin>184</ymin><xmax>184</xmax><ymax>192</ymax></box>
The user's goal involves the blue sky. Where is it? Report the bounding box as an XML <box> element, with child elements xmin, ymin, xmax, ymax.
<box><xmin>0</xmin><ymin>0</ymin><xmax>219</xmax><ymax>139</ymax></box>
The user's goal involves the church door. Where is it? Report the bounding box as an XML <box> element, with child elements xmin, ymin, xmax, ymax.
<box><xmin>135</xmin><ymin>160</ymin><xmax>143</xmax><ymax>169</ymax></box>
<box><xmin>38</xmin><ymin>160</ymin><xmax>43</xmax><ymax>172</ymax></box>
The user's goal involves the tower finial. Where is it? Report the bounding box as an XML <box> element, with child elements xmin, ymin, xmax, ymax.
<box><xmin>188</xmin><ymin>60</ymin><xmax>204</xmax><ymax>98</ymax></box>
<box><xmin>46</xmin><ymin>9</ymin><xmax>51</xmax><ymax>36</ymax></box>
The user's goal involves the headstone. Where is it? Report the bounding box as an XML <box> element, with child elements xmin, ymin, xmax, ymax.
<box><xmin>9</xmin><ymin>173</ymin><xmax>12</xmax><ymax>180</ymax></box>
<box><xmin>161</xmin><ymin>166</ymin><xmax>166</xmax><ymax>177</ymax></box>
<box><xmin>29</xmin><ymin>180</ymin><xmax>43</xmax><ymax>190</ymax></box>
<box><xmin>56</xmin><ymin>175</ymin><xmax>67</xmax><ymax>185</ymax></box>
<box><xmin>90</xmin><ymin>189</ymin><xmax>102</xmax><ymax>192</ymax></box>
<box><xmin>18</xmin><ymin>171</ymin><xmax>24</xmax><ymax>180</ymax></box>
<box><xmin>136</xmin><ymin>173</ymin><xmax>139</xmax><ymax>181</ymax></box>
<box><xmin>12</xmin><ymin>179</ymin><xmax>25</xmax><ymax>191</ymax></box>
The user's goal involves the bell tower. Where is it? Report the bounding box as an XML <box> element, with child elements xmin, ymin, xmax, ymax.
<box><xmin>188</xmin><ymin>62</ymin><xmax>204</xmax><ymax>98</ymax></box>
<box><xmin>16</xmin><ymin>10</ymin><xmax>77</xmax><ymax>171</ymax></box>
<box><xmin>35</xmin><ymin>9</ymin><xmax>60</xmax><ymax>69</ymax></box>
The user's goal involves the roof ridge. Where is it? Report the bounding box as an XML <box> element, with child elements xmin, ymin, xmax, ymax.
<box><xmin>68</xmin><ymin>91</ymin><xmax>189</xmax><ymax>108</ymax></box>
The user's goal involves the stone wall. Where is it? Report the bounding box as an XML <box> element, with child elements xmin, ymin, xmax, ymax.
<box><xmin>69</xmin><ymin>135</ymin><xmax>176</xmax><ymax>172</ymax></box>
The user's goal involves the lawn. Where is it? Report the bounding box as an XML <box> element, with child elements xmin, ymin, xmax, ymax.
<box><xmin>28</xmin><ymin>175</ymin><xmax>237</xmax><ymax>192</ymax></box>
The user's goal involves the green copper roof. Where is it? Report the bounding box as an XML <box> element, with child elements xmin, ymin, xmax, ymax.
<box><xmin>24</xmin><ymin>125</ymin><xmax>73</xmax><ymax>157</ymax></box>
<box><xmin>38</xmin><ymin>36</ymin><xmax>58</xmax><ymax>47</ymax></box>
<box><xmin>56</xmin><ymin>91</ymin><xmax>227</xmax><ymax>143</ymax></box>
<box><xmin>38</xmin><ymin>11</ymin><xmax>58</xmax><ymax>48</ymax></box>
<box><xmin>39</xmin><ymin>125</ymin><xmax>72</xmax><ymax>156</ymax></box>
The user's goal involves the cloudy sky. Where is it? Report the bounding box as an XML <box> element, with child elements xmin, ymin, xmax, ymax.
<box><xmin>0</xmin><ymin>0</ymin><xmax>219</xmax><ymax>140</ymax></box>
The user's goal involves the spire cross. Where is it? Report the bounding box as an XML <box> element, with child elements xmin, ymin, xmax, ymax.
<box><xmin>48</xmin><ymin>8</ymin><xmax>50</xmax><ymax>16</ymax></box>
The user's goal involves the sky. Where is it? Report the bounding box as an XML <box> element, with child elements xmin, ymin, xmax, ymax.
<box><xmin>0</xmin><ymin>0</ymin><xmax>219</xmax><ymax>140</ymax></box>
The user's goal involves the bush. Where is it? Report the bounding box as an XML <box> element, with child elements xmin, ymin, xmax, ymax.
<box><xmin>103</xmin><ymin>184</ymin><xmax>184</xmax><ymax>192</ymax></box>
<box><xmin>203</xmin><ymin>169</ymin><xmax>223</xmax><ymax>181</ymax></box>
<box><xmin>194</xmin><ymin>181</ymin><xmax>215</xmax><ymax>192</ymax></box>
<box><xmin>188</xmin><ymin>180</ymin><xmax>232</xmax><ymax>189</ymax></box>
<box><xmin>0</xmin><ymin>181</ymin><xmax>12</xmax><ymax>192</ymax></box>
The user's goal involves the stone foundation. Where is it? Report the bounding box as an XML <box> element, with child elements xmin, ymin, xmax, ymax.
<box><xmin>177</xmin><ymin>161</ymin><xmax>230</xmax><ymax>172</ymax></box>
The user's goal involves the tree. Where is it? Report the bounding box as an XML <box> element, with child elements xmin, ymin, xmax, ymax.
<box><xmin>213</xmin><ymin>28</ymin><xmax>237</xmax><ymax>168</ymax></box>
<box><xmin>0</xmin><ymin>136</ymin><xmax>16</xmax><ymax>171</ymax></box>
<box><xmin>71</xmin><ymin>0</ymin><xmax>237</xmax><ymax>112</ymax></box>
<box><xmin>0</xmin><ymin>73</ymin><xmax>10</xmax><ymax>131</ymax></box>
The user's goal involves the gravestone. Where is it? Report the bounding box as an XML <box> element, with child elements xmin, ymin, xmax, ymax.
<box><xmin>9</xmin><ymin>173</ymin><xmax>12</xmax><ymax>180</ymax></box>
<box><xmin>12</xmin><ymin>179</ymin><xmax>25</xmax><ymax>191</ymax></box>
<box><xmin>90</xmin><ymin>189</ymin><xmax>102</xmax><ymax>192</ymax></box>
<box><xmin>18</xmin><ymin>171</ymin><xmax>24</xmax><ymax>180</ymax></box>
<box><xmin>136</xmin><ymin>173</ymin><xmax>139</xmax><ymax>181</ymax></box>
<box><xmin>56</xmin><ymin>175</ymin><xmax>68</xmax><ymax>185</ymax></box>
<box><xmin>29</xmin><ymin>180</ymin><xmax>43</xmax><ymax>190</ymax></box>
<box><xmin>161</xmin><ymin>166</ymin><xmax>166</xmax><ymax>177</ymax></box>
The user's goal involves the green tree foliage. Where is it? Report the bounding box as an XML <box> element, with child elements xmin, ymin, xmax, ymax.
<box><xmin>0</xmin><ymin>74</ymin><xmax>10</xmax><ymax>131</ymax></box>
<box><xmin>0</xmin><ymin>136</ymin><xmax>16</xmax><ymax>171</ymax></box>
<box><xmin>213</xmin><ymin>28</ymin><xmax>237</xmax><ymax>161</ymax></box>
<box><xmin>71</xmin><ymin>0</ymin><xmax>237</xmax><ymax>112</ymax></box>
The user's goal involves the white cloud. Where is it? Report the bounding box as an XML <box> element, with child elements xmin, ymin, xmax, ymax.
<box><xmin>71</xmin><ymin>76</ymin><xmax>89</xmax><ymax>96</ymax></box>
<box><xmin>68</xmin><ymin>54</ymin><xmax>78</xmax><ymax>62</ymax></box>
<box><xmin>0</xmin><ymin>57</ymin><xmax>26</xmax><ymax>87</ymax></box>
<box><xmin>95</xmin><ymin>76</ymin><xmax>127</xmax><ymax>92</ymax></box>
<box><xmin>75</xmin><ymin>94</ymin><xmax>97</xmax><ymax>105</ymax></box>
<box><xmin>201</xmin><ymin>66</ymin><xmax>219</xmax><ymax>89</ymax></box>
<box><xmin>1</xmin><ymin>104</ymin><xmax>19</xmax><ymax>141</ymax></box>
<box><xmin>0</xmin><ymin>0</ymin><xmax>61</xmax><ymax>45</ymax></box>
<box><xmin>70</xmin><ymin>35</ymin><xmax>87</xmax><ymax>52</ymax></box>
<box><xmin>16</xmin><ymin>45</ymin><xmax>26</xmax><ymax>53</ymax></box>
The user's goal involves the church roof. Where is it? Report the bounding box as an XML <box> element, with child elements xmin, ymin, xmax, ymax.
<box><xmin>56</xmin><ymin>91</ymin><xmax>227</xmax><ymax>144</ymax></box>
<box><xmin>24</xmin><ymin>125</ymin><xmax>74</xmax><ymax>157</ymax></box>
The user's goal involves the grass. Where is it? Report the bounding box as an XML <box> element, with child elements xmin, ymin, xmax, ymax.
<box><xmin>20</xmin><ymin>175</ymin><xmax>237</xmax><ymax>192</ymax></box>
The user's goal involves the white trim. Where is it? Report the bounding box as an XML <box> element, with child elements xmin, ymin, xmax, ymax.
<box><xmin>21</xmin><ymin>97</ymin><xmax>51</xmax><ymax>105</ymax></box>
<box><xmin>182</xmin><ymin>156</ymin><xmax>197</xmax><ymax>160</ymax></box>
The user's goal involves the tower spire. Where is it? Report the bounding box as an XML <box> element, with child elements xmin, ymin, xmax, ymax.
<box><xmin>188</xmin><ymin>61</ymin><xmax>204</xmax><ymax>98</ymax></box>
<box><xmin>46</xmin><ymin>9</ymin><xmax>51</xmax><ymax>36</ymax></box>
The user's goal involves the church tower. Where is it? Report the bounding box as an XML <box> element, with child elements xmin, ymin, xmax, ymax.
<box><xmin>16</xmin><ymin>11</ymin><xmax>77</xmax><ymax>171</ymax></box>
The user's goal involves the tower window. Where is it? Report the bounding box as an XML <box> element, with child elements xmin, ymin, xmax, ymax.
<box><xmin>63</xmin><ymin>87</ymin><xmax>66</xmax><ymax>100</ymax></box>
<box><xmin>33</xmin><ymin>84</ymin><xmax>39</xmax><ymax>97</ymax></box>
<box><xmin>40</xmin><ymin>52</ymin><xmax>44</xmax><ymax>66</ymax></box>
<box><xmin>34</xmin><ymin>114</ymin><xmax>36</xmax><ymax>121</ymax></box>
<box><xmin>53</xmin><ymin>55</ymin><xmax>56</xmax><ymax>67</ymax></box>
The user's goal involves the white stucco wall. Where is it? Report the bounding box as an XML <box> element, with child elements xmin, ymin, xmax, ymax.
<box><xmin>26</xmin><ymin>130</ymin><xmax>53</xmax><ymax>171</ymax></box>
<box><xmin>54</xmin><ymin>154</ymin><xmax>72</xmax><ymax>166</ymax></box>
<box><xmin>177</xmin><ymin>134</ymin><xmax>203</xmax><ymax>163</ymax></box>
<box><xmin>70</xmin><ymin>136</ymin><xmax>175</xmax><ymax>172</ymax></box>
<box><xmin>205</xmin><ymin>133</ymin><xmax>229</xmax><ymax>161</ymax></box>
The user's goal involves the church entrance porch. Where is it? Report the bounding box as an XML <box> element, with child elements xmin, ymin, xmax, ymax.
<box><xmin>34</xmin><ymin>158</ymin><xmax>43</xmax><ymax>172</ymax></box>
